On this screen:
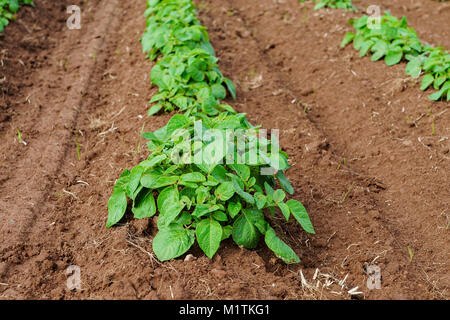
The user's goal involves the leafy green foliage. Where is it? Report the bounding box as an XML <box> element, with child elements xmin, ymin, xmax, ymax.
<box><xmin>340</xmin><ymin>14</ymin><xmax>423</xmax><ymax>66</ymax></box>
<box><xmin>406</xmin><ymin>46</ymin><xmax>450</xmax><ymax>101</ymax></box>
<box><xmin>107</xmin><ymin>113</ymin><xmax>314</xmax><ymax>263</ymax></box>
<box><xmin>298</xmin><ymin>0</ymin><xmax>356</xmax><ymax>11</ymax></box>
<box><xmin>313</xmin><ymin>0</ymin><xmax>356</xmax><ymax>11</ymax></box>
<box><xmin>0</xmin><ymin>0</ymin><xmax>33</xmax><ymax>33</ymax></box>
<box><xmin>141</xmin><ymin>0</ymin><xmax>236</xmax><ymax>115</ymax></box>
<box><xmin>341</xmin><ymin>12</ymin><xmax>450</xmax><ymax>101</ymax></box>
<box><xmin>141</xmin><ymin>0</ymin><xmax>212</xmax><ymax>61</ymax></box>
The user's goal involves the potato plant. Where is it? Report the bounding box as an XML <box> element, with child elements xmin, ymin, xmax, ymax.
<box><xmin>107</xmin><ymin>113</ymin><xmax>315</xmax><ymax>263</ymax></box>
<box><xmin>406</xmin><ymin>46</ymin><xmax>450</xmax><ymax>101</ymax></box>
<box><xmin>107</xmin><ymin>0</ymin><xmax>314</xmax><ymax>264</ymax></box>
<box><xmin>141</xmin><ymin>0</ymin><xmax>214</xmax><ymax>61</ymax></box>
<box><xmin>341</xmin><ymin>12</ymin><xmax>450</xmax><ymax>101</ymax></box>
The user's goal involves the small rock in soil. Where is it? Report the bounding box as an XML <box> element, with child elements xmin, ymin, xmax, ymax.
<box><xmin>184</xmin><ymin>254</ymin><xmax>196</xmax><ymax>262</ymax></box>
<box><xmin>211</xmin><ymin>268</ymin><xmax>227</xmax><ymax>279</ymax></box>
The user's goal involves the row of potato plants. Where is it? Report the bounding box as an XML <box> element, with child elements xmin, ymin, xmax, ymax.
<box><xmin>106</xmin><ymin>0</ymin><xmax>315</xmax><ymax>263</ymax></box>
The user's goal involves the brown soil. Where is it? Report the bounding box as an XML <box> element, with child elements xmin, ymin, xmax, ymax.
<box><xmin>0</xmin><ymin>0</ymin><xmax>448</xmax><ymax>300</ymax></box>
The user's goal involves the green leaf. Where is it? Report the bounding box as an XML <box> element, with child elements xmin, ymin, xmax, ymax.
<box><xmin>157</xmin><ymin>186</ymin><xmax>178</xmax><ymax>211</ymax></box>
<box><xmin>202</xmin><ymin>96</ymin><xmax>219</xmax><ymax>116</ymax></box>
<box><xmin>142</xmin><ymin>154</ymin><xmax>167</xmax><ymax>169</ymax></box>
<box><xmin>385</xmin><ymin>50</ymin><xmax>403</xmax><ymax>66</ymax></box>
<box><xmin>273</xmin><ymin>189</ymin><xmax>286</xmax><ymax>203</ymax></box>
<box><xmin>359</xmin><ymin>40</ymin><xmax>374</xmax><ymax>57</ymax></box>
<box><xmin>221</xmin><ymin>225</ymin><xmax>233</xmax><ymax>241</ymax></box>
<box><xmin>405</xmin><ymin>58</ymin><xmax>422</xmax><ymax>78</ymax></box>
<box><xmin>158</xmin><ymin>201</ymin><xmax>185</xmax><ymax>228</ymax></box>
<box><xmin>132</xmin><ymin>189</ymin><xmax>156</xmax><ymax>219</ymax></box>
<box><xmin>370</xmin><ymin>40</ymin><xmax>388</xmax><ymax>61</ymax></box>
<box><xmin>214</xmin><ymin>182</ymin><xmax>235</xmax><ymax>201</ymax></box>
<box><xmin>232</xmin><ymin>209</ymin><xmax>264</xmax><ymax>249</ymax></box>
<box><xmin>264</xmin><ymin>182</ymin><xmax>275</xmax><ymax>198</ymax></box>
<box><xmin>340</xmin><ymin>32</ymin><xmax>355</xmax><ymax>48</ymax></box>
<box><xmin>231</xmin><ymin>176</ymin><xmax>255</xmax><ymax>204</ymax></box>
<box><xmin>429</xmin><ymin>88</ymin><xmax>446</xmax><ymax>101</ymax></box>
<box><xmin>157</xmin><ymin>186</ymin><xmax>184</xmax><ymax>227</ymax></box>
<box><xmin>174</xmin><ymin>211</ymin><xmax>192</xmax><ymax>225</ymax></box>
<box><xmin>278</xmin><ymin>202</ymin><xmax>290</xmax><ymax>221</ymax></box>
<box><xmin>113</xmin><ymin>169</ymin><xmax>131</xmax><ymax>193</ymax></box>
<box><xmin>211</xmin><ymin>83</ymin><xmax>227</xmax><ymax>100</ymax></box>
<box><xmin>210</xmin><ymin>165</ymin><xmax>228</xmax><ymax>182</ymax></box>
<box><xmin>196</xmin><ymin>186</ymin><xmax>210</xmax><ymax>204</ymax></box>
<box><xmin>213</xmin><ymin>211</ymin><xmax>228</xmax><ymax>222</ymax></box>
<box><xmin>224</xmin><ymin>77</ymin><xmax>236</xmax><ymax>100</ymax></box>
<box><xmin>286</xmin><ymin>199</ymin><xmax>315</xmax><ymax>234</ymax></box>
<box><xmin>152</xmin><ymin>225</ymin><xmax>195</xmax><ymax>261</ymax></box>
<box><xmin>126</xmin><ymin>166</ymin><xmax>144</xmax><ymax>199</ymax></box>
<box><xmin>229</xmin><ymin>164</ymin><xmax>250</xmax><ymax>182</ymax></box>
<box><xmin>180</xmin><ymin>172</ymin><xmax>206</xmax><ymax>184</ymax></box>
<box><xmin>420</xmin><ymin>74</ymin><xmax>434</xmax><ymax>91</ymax></box>
<box><xmin>265</xmin><ymin>227</ymin><xmax>300</xmax><ymax>264</ymax></box>
<box><xmin>106</xmin><ymin>191</ymin><xmax>127</xmax><ymax>228</ymax></box>
<box><xmin>276</xmin><ymin>171</ymin><xmax>294</xmax><ymax>195</ymax></box>
<box><xmin>192</xmin><ymin>203</ymin><xmax>220</xmax><ymax>218</ymax></box>
<box><xmin>166</xmin><ymin>114</ymin><xmax>189</xmax><ymax>137</ymax></box>
<box><xmin>433</xmin><ymin>75</ymin><xmax>446</xmax><ymax>90</ymax></box>
<box><xmin>142</xmin><ymin>175</ymin><xmax>179</xmax><ymax>189</ymax></box>
<box><xmin>148</xmin><ymin>103</ymin><xmax>163</xmax><ymax>116</ymax></box>
<box><xmin>254</xmin><ymin>192</ymin><xmax>267</xmax><ymax>210</ymax></box>
<box><xmin>196</xmin><ymin>218</ymin><xmax>223</xmax><ymax>258</ymax></box>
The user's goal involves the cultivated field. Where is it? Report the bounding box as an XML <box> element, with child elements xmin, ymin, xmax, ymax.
<box><xmin>0</xmin><ymin>0</ymin><xmax>448</xmax><ymax>300</ymax></box>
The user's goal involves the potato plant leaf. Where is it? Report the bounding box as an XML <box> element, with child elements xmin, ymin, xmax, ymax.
<box><xmin>132</xmin><ymin>189</ymin><xmax>156</xmax><ymax>219</ymax></box>
<box><xmin>287</xmin><ymin>199</ymin><xmax>315</xmax><ymax>234</ymax></box>
<box><xmin>196</xmin><ymin>218</ymin><xmax>223</xmax><ymax>258</ymax></box>
<box><xmin>265</xmin><ymin>227</ymin><xmax>300</xmax><ymax>264</ymax></box>
<box><xmin>152</xmin><ymin>225</ymin><xmax>195</xmax><ymax>261</ymax></box>
<box><xmin>106</xmin><ymin>191</ymin><xmax>127</xmax><ymax>228</ymax></box>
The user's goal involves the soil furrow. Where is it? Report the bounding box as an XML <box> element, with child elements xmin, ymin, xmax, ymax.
<box><xmin>0</xmin><ymin>0</ymin><xmax>120</xmax><ymax>298</ymax></box>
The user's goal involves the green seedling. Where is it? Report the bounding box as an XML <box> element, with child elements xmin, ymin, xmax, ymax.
<box><xmin>75</xmin><ymin>130</ymin><xmax>81</xmax><ymax>160</ymax></box>
<box><xmin>408</xmin><ymin>246</ymin><xmax>414</xmax><ymax>263</ymax></box>
<box><xmin>16</xmin><ymin>128</ymin><xmax>22</xmax><ymax>144</ymax></box>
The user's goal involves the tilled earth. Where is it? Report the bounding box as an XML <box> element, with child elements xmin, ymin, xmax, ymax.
<box><xmin>0</xmin><ymin>0</ymin><xmax>448</xmax><ymax>299</ymax></box>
